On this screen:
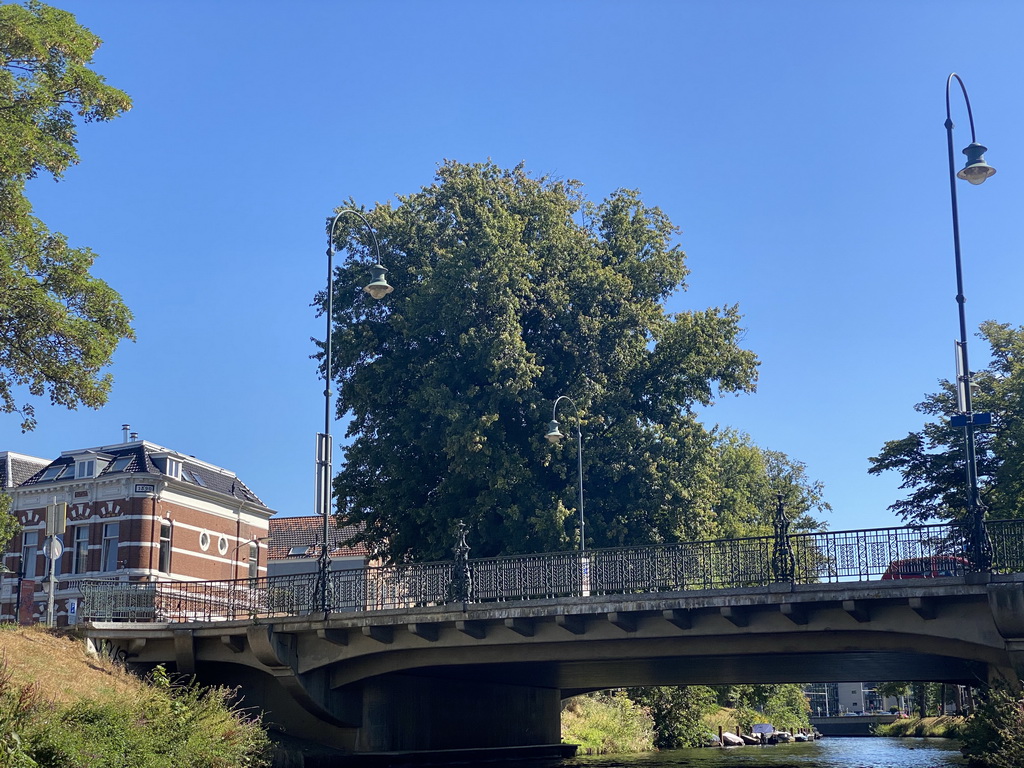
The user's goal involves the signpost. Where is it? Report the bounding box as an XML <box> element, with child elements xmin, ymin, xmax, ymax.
<box><xmin>44</xmin><ymin>501</ymin><xmax>66</xmax><ymax>626</ymax></box>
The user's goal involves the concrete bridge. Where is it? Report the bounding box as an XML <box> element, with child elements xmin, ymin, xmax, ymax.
<box><xmin>82</xmin><ymin>571</ymin><xmax>1024</xmax><ymax>754</ymax></box>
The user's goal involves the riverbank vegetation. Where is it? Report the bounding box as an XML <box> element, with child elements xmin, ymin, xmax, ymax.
<box><xmin>560</xmin><ymin>691</ymin><xmax>655</xmax><ymax>754</ymax></box>
<box><xmin>874</xmin><ymin>715</ymin><xmax>968</xmax><ymax>738</ymax></box>
<box><xmin>0</xmin><ymin>624</ymin><xmax>270</xmax><ymax>767</ymax></box>
<box><xmin>561</xmin><ymin>683</ymin><xmax>812</xmax><ymax>754</ymax></box>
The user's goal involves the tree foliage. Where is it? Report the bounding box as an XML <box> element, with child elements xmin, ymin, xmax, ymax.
<box><xmin>718</xmin><ymin>684</ymin><xmax>811</xmax><ymax>733</ymax></box>
<box><xmin>323</xmin><ymin>161</ymin><xmax>760</xmax><ymax>561</ymax></box>
<box><xmin>627</xmin><ymin>685</ymin><xmax>717</xmax><ymax>749</ymax></box>
<box><xmin>0</xmin><ymin>1</ymin><xmax>134</xmax><ymax>431</ymax></box>
<box><xmin>868</xmin><ymin>321</ymin><xmax>1024</xmax><ymax>524</ymax></box>
<box><xmin>712</xmin><ymin>429</ymin><xmax>831</xmax><ymax>539</ymax></box>
<box><xmin>961</xmin><ymin>682</ymin><xmax>1024</xmax><ymax>768</ymax></box>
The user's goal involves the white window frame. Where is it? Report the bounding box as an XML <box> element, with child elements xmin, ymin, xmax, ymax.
<box><xmin>101</xmin><ymin>522</ymin><xmax>119</xmax><ymax>572</ymax></box>
<box><xmin>22</xmin><ymin>530</ymin><xmax>39</xmax><ymax>579</ymax></box>
<box><xmin>72</xmin><ymin>525</ymin><xmax>90</xmax><ymax>575</ymax></box>
<box><xmin>158</xmin><ymin>521</ymin><xmax>172</xmax><ymax>573</ymax></box>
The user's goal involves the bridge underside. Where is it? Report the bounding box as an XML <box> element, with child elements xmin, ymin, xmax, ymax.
<box><xmin>416</xmin><ymin>649</ymin><xmax>988</xmax><ymax>696</ymax></box>
<box><xmin>87</xmin><ymin>578</ymin><xmax>1024</xmax><ymax>754</ymax></box>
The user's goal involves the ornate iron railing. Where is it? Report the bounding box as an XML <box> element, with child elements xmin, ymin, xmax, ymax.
<box><xmin>79</xmin><ymin>520</ymin><xmax>1024</xmax><ymax>623</ymax></box>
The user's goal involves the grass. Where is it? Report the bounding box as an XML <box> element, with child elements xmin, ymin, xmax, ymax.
<box><xmin>561</xmin><ymin>692</ymin><xmax>656</xmax><ymax>755</ymax></box>
<box><xmin>0</xmin><ymin>624</ymin><xmax>270</xmax><ymax>767</ymax></box>
<box><xmin>873</xmin><ymin>715</ymin><xmax>968</xmax><ymax>739</ymax></box>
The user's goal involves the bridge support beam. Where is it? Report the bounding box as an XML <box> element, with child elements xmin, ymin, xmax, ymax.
<box><xmin>355</xmin><ymin>673</ymin><xmax>561</xmax><ymax>753</ymax></box>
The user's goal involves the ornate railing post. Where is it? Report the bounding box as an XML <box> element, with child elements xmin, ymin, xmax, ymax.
<box><xmin>771</xmin><ymin>494</ymin><xmax>796</xmax><ymax>583</ymax></box>
<box><xmin>450</xmin><ymin>520</ymin><xmax>473</xmax><ymax>607</ymax></box>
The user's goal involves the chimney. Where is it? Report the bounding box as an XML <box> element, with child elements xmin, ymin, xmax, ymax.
<box><xmin>130</xmin><ymin>432</ymin><xmax>139</xmax><ymax>441</ymax></box>
<box><xmin>122</xmin><ymin>424</ymin><xmax>130</xmax><ymax>442</ymax></box>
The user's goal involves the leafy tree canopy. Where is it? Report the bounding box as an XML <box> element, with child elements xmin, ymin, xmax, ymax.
<box><xmin>712</xmin><ymin>429</ymin><xmax>830</xmax><ymax>539</ymax></box>
<box><xmin>324</xmin><ymin>161</ymin><xmax>762</xmax><ymax>561</ymax></box>
<box><xmin>0</xmin><ymin>1</ymin><xmax>134</xmax><ymax>431</ymax></box>
<box><xmin>869</xmin><ymin>321</ymin><xmax>1024</xmax><ymax>524</ymax></box>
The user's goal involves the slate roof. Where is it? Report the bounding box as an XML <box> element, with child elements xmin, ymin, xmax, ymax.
<box><xmin>268</xmin><ymin>515</ymin><xmax>369</xmax><ymax>560</ymax></box>
<box><xmin>0</xmin><ymin>452</ymin><xmax>50</xmax><ymax>490</ymax></box>
<box><xmin>17</xmin><ymin>441</ymin><xmax>268</xmax><ymax>508</ymax></box>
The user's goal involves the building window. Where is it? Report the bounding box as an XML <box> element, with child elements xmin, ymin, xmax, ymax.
<box><xmin>72</xmin><ymin>526</ymin><xmax>90</xmax><ymax>574</ymax></box>
<box><xmin>22</xmin><ymin>531</ymin><xmax>39</xmax><ymax>579</ymax></box>
<box><xmin>76</xmin><ymin>460</ymin><xmax>96</xmax><ymax>479</ymax></box>
<box><xmin>217</xmin><ymin>536</ymin><xmax>228</xmax><ymax>555</ymax></box>
<box><xmin>199</xmin><ymin>531</ymin><xmax>210</xmax><ymax>551</ymax></box>
<box><xmin>248</xmin><ymin>542</ymin><xmax>259</xmax><ymax>580</ymax></box>
<box><xmin>164</xmin><ymin>458</ymin><xmax>181</xmax><ymax>480</ymax></box>
<box><xmin>101</xmin><ymin>523</ymin><xmax>119</xmax><ymax>572</ymax></box>
<box><xmin>159</xmin><ymin>521</ymin><xmax>171</xmax><ymax>573</ymax></box>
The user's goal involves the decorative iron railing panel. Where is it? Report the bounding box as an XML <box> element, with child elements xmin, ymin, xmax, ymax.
<box><xmin>79</xmin><ymin>520</ymin><xmax>1024</xmax><ymax>622</ymax></box>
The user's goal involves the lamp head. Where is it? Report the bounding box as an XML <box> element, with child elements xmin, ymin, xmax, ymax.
<box><xmin>957</xmin><ymin>143</ymin><xmax>996</xmax><ymax>185</ymax></box>
<box><xmin>364</xmin><ymin>264</ymin><xmax>394</xmax><ymax>299</ymax></box>
<box><xmin>544</xmin><ymin>420</ymin><xmax>564</xmax><ymax>443</ymax></box>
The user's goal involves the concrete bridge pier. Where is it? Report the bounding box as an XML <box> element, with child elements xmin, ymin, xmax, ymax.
<box><xmin>988</xmin><ymin>582</ymin><xmax>1024</xmax><ymax>689</ymax></box>
<box><xmin>355</xmin><ymin>674</ymin><xmax>561</xmax><ymax>752</ymax></box>
<box><xmin>191</xmin><ymin>663</ymin><xmax>561</xmax><ymax>753</ymax></box>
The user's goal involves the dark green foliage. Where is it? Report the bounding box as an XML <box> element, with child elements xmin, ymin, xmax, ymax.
<box><xmin>717</xmin><ymin>684</ymin><xmax>811</xmax><ymax>733</ymax></box>
<box><xmin>324</xmin><ymin>160</ymin><xmax>759</xmax><ymax>561</ymax></box>
<box><xmin>0</xmin><ymin>2</ymin><xmax>134</xmax><ymax>431</ymax></box>
<box><xmin>627</xmin><ymin>686</ymin><xmax>717</xmax><ymax>749</ymax></box>
<box><xmin>960</xmin><ymin>683</ymin><xmax>1024</xmax><ymax>768</ymax></box>
<box><xmin>712</xmin><ymin>429</ymin><xmax>830</xmax><ymax>539</ymax></box>
<box><xmin>869</xmin><ymin>321</ymin><xmax>1024</xmax><ymax>524</ymax></box>
<box><xmin>0</xmin><ymin>495</ymin><xmax>19</xmax><ymax>560</ymax></box>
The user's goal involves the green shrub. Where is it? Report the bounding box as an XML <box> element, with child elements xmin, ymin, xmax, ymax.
<box><xmin>960</xmin><ymin>684</ymin><xmax>1024</xmax><ymax>768</ymax></box>
<box><xmin>627</xmin><ymin>686</ymin><xmax>717</xmax><ymax>748</ymax></box>
<box><xmin>561</xmin><ymin>692</ymin><xmax>655</xmax><ymax>755</ymax></box>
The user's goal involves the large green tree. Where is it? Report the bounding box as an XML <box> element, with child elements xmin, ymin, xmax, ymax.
<box><xmin>324</xmin><ymin>161</ymin><xmax>760</xmax><ymax>561</ymax></box>
<box><xmin>869</xmin><ymin>321</ymin><xmax>1024</xmax><ymax>524</ymax></box>
<box><xmin>0</xmin><ymin>1</ymin><xmax>134</xmax><ymax>431</ymax></box>
<box><xmin>712</xmin><ymin>429</ymin><xmax>830</xmax><ymax>539</ymax></box>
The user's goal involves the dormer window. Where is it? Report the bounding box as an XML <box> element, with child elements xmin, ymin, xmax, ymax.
<box><xmin>153</xmin><ymin>455</ymin><xmax>183</xmax><ymax>480</ymax></box>
<box><xmin>76</xmin><ymin>459</ymin><xmax>96</xmax><ymax>479</ymax></box>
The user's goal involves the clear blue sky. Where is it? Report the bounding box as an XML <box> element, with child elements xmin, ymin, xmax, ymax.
<box><xmin>8</xmin><ymin>1</ymin><xmax>1024</xmax><ymax>533</ymax></box>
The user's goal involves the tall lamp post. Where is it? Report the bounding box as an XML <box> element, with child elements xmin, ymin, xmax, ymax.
<box><xmin>545</xmin><ymin>395</ymin><xmax>585</xmax><ymax>553</ymax></box>
<box><xmin>317</xmin><ymin>209</ymin><xmax>393</xmax><ymax>612</ymax></box>
<box><xmin>944</xmin><ymin>73</ymin><xmax>996</xmax><ymax>571</ymax></box>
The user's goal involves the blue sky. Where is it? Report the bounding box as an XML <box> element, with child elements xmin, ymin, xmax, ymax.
<box><xmin>8</xmin><ymin>1</ymin><xmax>1024</xmax><ymax>534</ymax></box>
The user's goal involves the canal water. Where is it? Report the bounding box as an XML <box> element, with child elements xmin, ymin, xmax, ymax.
<box><xmin>424</xmin><ymin>738</ymin><xmax>965</xmax><ymax>768</ymax></box>
<box><xmin>555</xmin><ymin>738</ymin><xmax>965</xmax><ymax>768</ymax></box>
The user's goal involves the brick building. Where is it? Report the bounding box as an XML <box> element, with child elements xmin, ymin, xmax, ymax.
<box><xmin>0</xmin><ymin>434</ymin><xmax>275</xmax><ymax>624</ymax></box>
<box><xmin>267</xmin><ymin>515</ymin><xmax>371</xmax><ymax>577</ymax></box>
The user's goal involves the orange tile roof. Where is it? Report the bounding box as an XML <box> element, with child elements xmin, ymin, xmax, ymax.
<box><xmin>268</xmin><ymin>516</ymin><xmax>369</xmax><ymax>560</ymax></box>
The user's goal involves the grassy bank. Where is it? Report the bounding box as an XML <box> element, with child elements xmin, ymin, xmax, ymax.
<box><xmin>0</xmin><ymin>624</ymin><xmax>270</xmax><ymax>767</ymax></box>
<box><xmin>561</xmin><ymin>692</ymin><xmax>655</xmax><ymax>754</ymax></box>
<box><xmin>873</xmin><ymin>715</ymin><xmax>968</xmax><ymax>738</ymax></box>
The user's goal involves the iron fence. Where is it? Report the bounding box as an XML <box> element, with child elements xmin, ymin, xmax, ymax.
<box><xmin>79</xmin><ymin>520</ymin><xmax>1024</xmax><ymax>623</ymax></box>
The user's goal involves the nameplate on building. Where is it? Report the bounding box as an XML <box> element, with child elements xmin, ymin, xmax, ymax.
<box><xmin>74</xmin><ymin>490</ymin><xmax>89</xmax><ymax>498</ymax></box>
<box><xmin>134</xmin><ymin>484</ymin><xmax>156</xmax><ymax>494</ymax></box>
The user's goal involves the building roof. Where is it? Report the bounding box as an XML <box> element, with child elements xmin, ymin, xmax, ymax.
<box><xmin>0</xmin><ymin>452</ymin><xmax>51</xmax><ymax>491</ymax></box>
<box><xmin>268</xmin><ymin>515</ymin><xmax>369</xmax><ymax>560</ymax></box>
<box><xmin>16</xmin><ymin>440</ymin><xmax>269</xmax><ymax>508</ymax></box>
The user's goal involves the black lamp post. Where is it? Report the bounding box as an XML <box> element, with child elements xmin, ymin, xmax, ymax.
<box><xmin>944</xmin><ymin>73</ymin><xmax>996</xmax><ymax>571</ymax></box>
<box><xmin>545</xmin><ymin>395</ymin><xmax>585</xmax><ymax>553</ymax></box>
<box><xmin>317</xmin><ymin>209</ymin><xmax>393</xmax><ymax>612</ymax></box>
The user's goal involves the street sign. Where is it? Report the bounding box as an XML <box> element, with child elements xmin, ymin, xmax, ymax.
<box><xmin>45</xmin><ymin>502</ymin><xmax>66</xmax><ymax>536</ymax></box>
<box><xmin>43</xmin><ymin>536</ymin><xmax>63</xmax><ymax>560</ymax></box>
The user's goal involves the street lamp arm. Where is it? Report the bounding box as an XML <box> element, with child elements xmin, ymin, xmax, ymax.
<box><xmin>945</xmin><ymin>73</ymin><xmax>978</xmax><ymax>142</ymax></box>
<box><xmin>550</xmin><ymin>395</ymin><xmax>581</xmax><ymax>427</ymax></box>
<box><xmin>328</xmin><ymin>208</ymin><xmax>385</xmax><ymax>269</ymax></box>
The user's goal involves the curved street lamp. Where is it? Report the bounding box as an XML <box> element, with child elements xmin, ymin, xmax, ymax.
<box><xmin>944</xmin><ymin>73</ymin><xmax>996</xmax><ymax>571</ymax></box>
<box><xmin>545</xmin><ymin>395</ymin><xmax>585</xmax><ymax>553</ymax></box>
<box><xmin>317</xmin><ymin>209</ymin><xmax>394</xmax><ymax>612</ymax></box>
